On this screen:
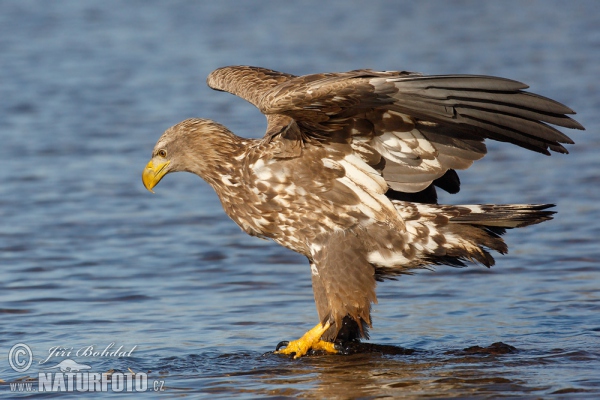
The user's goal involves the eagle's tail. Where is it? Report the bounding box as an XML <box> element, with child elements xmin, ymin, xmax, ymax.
<box><xmin>448</xmin><ymin>203</ymin><xmax>555</xmax><ymax>232</ymax></box>
<box><xmin>392</xmin><ymin>202</ymin><xmax>555</xmax><ymax>269</ymax></box>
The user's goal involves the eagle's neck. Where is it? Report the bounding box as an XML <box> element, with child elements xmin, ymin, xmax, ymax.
<box><xmin>198</xmin><ymin>131</ymin><xmax>270</xmax><ymax>238</ymax></box>
<box><xmin>191</xmin><ymin>130</ymin><xmax>250</xmax><ymax>191</ymax></box>
<box><xmin>178</xmin><ymin>121</ymin><xmax>271</xmax><ymax>238</ymax></box>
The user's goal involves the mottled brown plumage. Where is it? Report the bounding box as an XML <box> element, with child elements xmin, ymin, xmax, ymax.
<box><xmin>143</xmin><ymin>66</ymin><xmax>583</xmax><ymax>354</ymax></box>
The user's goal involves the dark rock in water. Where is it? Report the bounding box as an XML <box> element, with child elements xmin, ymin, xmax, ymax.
<box><xmin>460</xmin><ymin>342</ymin><xmax>518</xmax><ymax>355</ymax></box>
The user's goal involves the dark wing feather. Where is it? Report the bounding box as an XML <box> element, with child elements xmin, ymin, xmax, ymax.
<box><xmin>385</xmin><ymin>75</ymin><xmax>580</xmax><ymax>154</ymax></box>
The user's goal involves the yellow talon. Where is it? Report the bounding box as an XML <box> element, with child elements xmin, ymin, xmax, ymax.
<box><xmin>275</xmin><ymin>322</ymin><xmax>338</xmax><ymax>358</ymax></box>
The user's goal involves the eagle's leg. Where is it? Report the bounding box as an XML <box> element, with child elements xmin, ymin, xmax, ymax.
<box><xmin>274</xmin><ymin>321</ymin><xmax>338</xmax><ymax>358</ymax></box>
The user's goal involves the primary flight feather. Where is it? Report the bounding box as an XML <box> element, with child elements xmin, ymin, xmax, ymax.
<box><xmin>143</xmin><ymin>66</ymin><xmax>583</xmax><ymax>358</ymax></box>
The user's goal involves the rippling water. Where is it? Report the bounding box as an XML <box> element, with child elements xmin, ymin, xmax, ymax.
<box><xmin>1</xmin><ymin>0</ymin><xmax>599</xmax><ymax>397</ymax></box>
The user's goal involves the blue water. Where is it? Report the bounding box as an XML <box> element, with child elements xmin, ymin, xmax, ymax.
<box><xmin>1</xmin><ymin>0</ymin><xmax>599</xmax><ymax>397</ymax></box>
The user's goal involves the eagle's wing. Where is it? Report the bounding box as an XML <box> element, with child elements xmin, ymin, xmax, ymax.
<box><xmin>207</xmin><ymin>66</ymin><xmax>296</xmax><ymax>109</ymax></box>
<box><xmin>208</xmin><ymin>67</ymin><xmax>583</xmax><ymax>194</ymax></box>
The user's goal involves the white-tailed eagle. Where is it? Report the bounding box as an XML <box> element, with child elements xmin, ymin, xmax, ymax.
<box><xmin>142</xmin><ymin>66</ymin><xmax>583</xmax><ymax>358</ymax></box>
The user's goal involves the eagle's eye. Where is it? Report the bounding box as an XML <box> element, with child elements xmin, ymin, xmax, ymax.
<box><xmin>157</xmin><ymin>149</ymin><xmax>167</xmax><ymax>158</ymax></box>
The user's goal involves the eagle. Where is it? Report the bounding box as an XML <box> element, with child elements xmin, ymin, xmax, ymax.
<box><xmin>142</xmin><ymin>66</ymin><xmax>583</xmax><ymax>358</ymax></box>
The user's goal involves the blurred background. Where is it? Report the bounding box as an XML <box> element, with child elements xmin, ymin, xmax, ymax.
<box><xmin>1</xmin><ymin>0</ymin><xmax>599</xmax><ymax>397</ymax></box>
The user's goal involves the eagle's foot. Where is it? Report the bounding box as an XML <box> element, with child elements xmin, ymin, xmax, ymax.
<box><xmin>274</xmin><ymin>321</ymin><xmax>338</xmax><ymax>358</ymax></box>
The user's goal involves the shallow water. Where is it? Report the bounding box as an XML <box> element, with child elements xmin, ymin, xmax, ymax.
<box><xmin>1</xmin><ymin>0</ymin><xmax>599</xmax><ymax>397</ymax></box>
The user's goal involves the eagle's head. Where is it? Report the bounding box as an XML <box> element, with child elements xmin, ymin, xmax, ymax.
<box><xmin>142</xmin><ymin>118</ymin><xmax>239</xmax><ymax>192</ymax></box>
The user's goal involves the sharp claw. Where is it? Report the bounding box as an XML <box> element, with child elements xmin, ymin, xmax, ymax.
<box><xmin>275</xmin><ymin>341</ymin><xmax>289</xmax><ymax>351</ymax></box>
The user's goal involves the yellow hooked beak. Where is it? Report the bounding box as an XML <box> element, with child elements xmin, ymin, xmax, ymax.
<box><xmin>142</xmin><ymin>159</ymin><xmax>171</xmax><ymax>193</ymax></box>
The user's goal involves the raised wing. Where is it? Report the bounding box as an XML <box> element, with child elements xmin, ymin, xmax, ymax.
<box><xmin>207</xmin><ymin>67</ymin><xmax>584</xmax><ymax>195</ymax></box>
<box><xmin>257</xmin><ymin>71</ymin><xmax>583</xmax><ymax>193</ymax></box>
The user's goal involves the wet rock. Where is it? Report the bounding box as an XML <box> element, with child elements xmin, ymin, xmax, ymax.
<box><xmin>461</xmin><ymin>342</ymin><xmax>518</xmax><ymax>355</ymax></box>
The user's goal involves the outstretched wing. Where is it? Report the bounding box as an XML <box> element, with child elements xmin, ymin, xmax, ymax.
<box><xmin>261</xmin><ymin>71</ymin><xmax>583</xmax><ymax>193</ymax></box>
<box><xmin>208</xmin><ymin>67</ymin><xmax>584</xmax><ymax>194</ymax></box>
